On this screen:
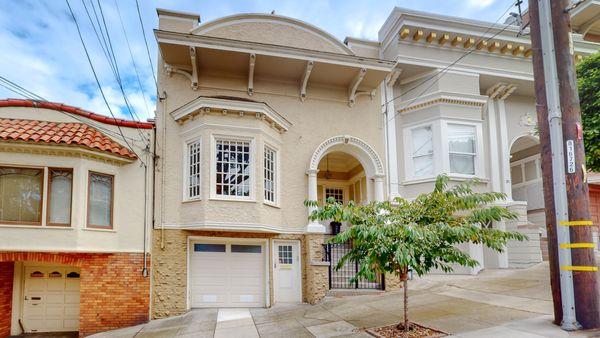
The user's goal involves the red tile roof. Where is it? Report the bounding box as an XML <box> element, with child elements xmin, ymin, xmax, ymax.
<box><xmin>0</xmin><ymin>118</ymin><xmax>137</xmax><ymax>159</ymax></box>
<box><xmin>0</xmin><ymin>99</ymin><xmax>154</xmax><ymax>129</ymax></box>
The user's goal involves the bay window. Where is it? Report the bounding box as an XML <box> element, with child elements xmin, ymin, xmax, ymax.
<box><xmin>448</xmin><ymin>124</ymin><xmax>476</xmax><ymax>175</ymax></box>
<box><xmin>215</xmin><ymin>138</ymin><xmax>252</xmax><ymax>198</ymax></box>
<box><xmin>47</xmin><ymin>168</ymin><xmax>73</xmax><ymax>226</ymax></box>
<box><xmin>87</xmin><ymin>172</ymin><xmax>113</xmax><ymax>228</ymax></box>
<box><xmin>0</xmin><ymin>167</ymin><xmax>43</xmax><ymax>224</ymax></box>
<box><xmin>264</xmin><ymin>145</ymin><xmax>277</xmax><ymax>204</ymax></box>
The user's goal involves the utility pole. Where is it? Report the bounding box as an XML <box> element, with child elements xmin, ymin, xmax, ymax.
<box><xmin>527</xmin><ymin>0</ymin><xmax>562</xmax><ymax>325</ymax></box>
<box><xmin>551</xmin><ymin>0</ymin><xmax>600</xmax><ymax>329</ymax></box>
<box><xmin>528</xmin><ymin>0</ymin><xmax>600</xmax><ymax>330</ymax></box>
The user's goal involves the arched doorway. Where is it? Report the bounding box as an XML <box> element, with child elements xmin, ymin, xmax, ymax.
<box><xmin>306</xmin><ymin>135</ymin><xmax>385</xmax><ymax>233</ymax></box>
<box><xmin>509</xmin><ymin>135</ymin><xmax>543</xmax><ymax>220</ymax></box>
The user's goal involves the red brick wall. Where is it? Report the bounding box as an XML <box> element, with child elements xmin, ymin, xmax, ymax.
<box><xmin>0</xmin><ymin>262</ymin><xmax>14</xmax><ymax>338</ymax></box>
<box><xmin>589</xmin><ymin>186</ymin><xmax>600</xmax><ymax>229</ymax></box>
<box><xmin>0</xmin><ymin>252</ymin><xmax>150</xmax><ymax>337</ymax></box>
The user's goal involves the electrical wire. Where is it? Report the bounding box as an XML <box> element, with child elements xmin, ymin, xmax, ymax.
<box><xmin>134</xmin><ymin>0</ymin><xmax>158</xmax><ymax>91</ymax></box>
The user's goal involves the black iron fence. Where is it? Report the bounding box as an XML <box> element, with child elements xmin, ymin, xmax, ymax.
<box><xmin>323</xmin><ymin>242</ymin><xmax>384</xmax><ymax>290</ymax></box>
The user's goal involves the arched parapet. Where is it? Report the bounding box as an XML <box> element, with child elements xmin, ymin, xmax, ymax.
<box><xmin>309</xmin><ymin>135</ymin><xmax>385</xmax><ymax>177</ymax></box>
<box><xmin>509</xmin><ymin>133</ymin><xmax>540</xmax><ymax>153</ymax></box>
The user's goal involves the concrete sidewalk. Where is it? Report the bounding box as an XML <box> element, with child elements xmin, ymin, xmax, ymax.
<box><xmin>91</xmin><ymin>262</ymin><xmax>599</xmax><ymax>337</ymax></box>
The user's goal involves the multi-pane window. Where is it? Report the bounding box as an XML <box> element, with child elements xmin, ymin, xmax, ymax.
<box><xmin>325</xmin><ymin>188</ymin><xmax>344</xmax><ymax>204</ymax></box>
<box><xmin>411</xmin><ymin>126</ymin><xmax>434</xmax><ymax>177</ymax></box>
<box><xmin>264</xmin><ymin>146</ymin><xmax>276</xmax><ymax>203</ymax></box>
<box><xmin>448</xmin><ymin>124</ymin><xmax>476</xmax><ymax>175</ymax></box>
<box><xmin>278</xmin><ymin>245</ymin><xmax>293</xmax><ymax>264</ymax></box>
<box><xmin>187</xmin><ymin>140</ymin><xmax>202</xmax><ymax>199</ymax></box>
<box><xmin>0</xmin><ymin>167</ymin><xmax>43</xmax><ymax>224</ymax></box>
<box><xmin>48</xmin><ymin>168</ymin><xmax>73</xmax><ymax>226</ymax></box>
<box><xmin>215</xmin><ymin>139</ymin><xmax>251</xmax><ymax>197</ymax></box>
<box><xmin>88</xmin><ymin>172</ymin><xmax>113</xmax><ymax>228</ymax></box>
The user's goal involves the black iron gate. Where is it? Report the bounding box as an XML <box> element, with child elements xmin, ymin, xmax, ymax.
<box><xmin>323</xmin><ymin>242</ymin><xmax>384</xmax><ymax>290</ymax></box>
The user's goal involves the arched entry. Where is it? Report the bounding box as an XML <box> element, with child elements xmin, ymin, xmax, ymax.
<box><xmin>509</xmin><ymin>134</ymin><xmax>543</xmax><ymax>212</ymax></box>
<box><xmin>306</xmin><ymin>135</ymin><xmax>385</xmax><ymax>233</ymax></box>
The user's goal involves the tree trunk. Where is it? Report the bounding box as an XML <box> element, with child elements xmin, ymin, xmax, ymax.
<box><xmin>404</xmin><ymin>278</ymin><xmax>409</xmax><ymax>333</ymax></box>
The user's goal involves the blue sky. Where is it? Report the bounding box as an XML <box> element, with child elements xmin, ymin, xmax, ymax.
<box><xmin>0</xmin><ymin>0</ymin><xmax>516</xmax><ymax>121</ymax></box>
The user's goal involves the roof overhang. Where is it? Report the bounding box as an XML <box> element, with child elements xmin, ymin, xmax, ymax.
<box><xmin>0</xmin><ymin>141</ymin><xmax>135</xmax><ymax>165</ymax></box>
<box><xmin>155</xmin><ymin>30</ymin><xmax>395</xmax><ymax>106</ymax></box>
<box><xmin>170</xmin><ymin>96</ymin><xmax>292</xmax><ymax>132</ymax></box>
<box><xmin>571</xmin><ymin>0</ymin><xmax>600</xmax><ymax>36</ymax></box>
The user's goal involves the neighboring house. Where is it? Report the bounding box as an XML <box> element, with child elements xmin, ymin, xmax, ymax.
<box><xmin>0</xmin><ymin>99</ymin><xmax>153</xmax><ymax>337</ymax></box>
<box><xmin>369</xmin><ymin>6</ymin><xmax>599</xmax><ymax>271</ymax></box>
<box><xmin>152</xmin><ymin>9</ymin><xmax>396</xmax><ymax>317</ymax></box>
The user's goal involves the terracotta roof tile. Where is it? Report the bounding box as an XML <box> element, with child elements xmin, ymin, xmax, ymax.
<box><xmin>0</xmin><ymin>118</ymin><xmax>137</xmax><ymax>159</ymax></box>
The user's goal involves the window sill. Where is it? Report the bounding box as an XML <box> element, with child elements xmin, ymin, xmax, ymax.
<box><xmin>0</xmin><ymin>224</ymin><xmax>73</xmax><ymax>229</ymax></box>
<box><xmin>209</xmin><ymin>196</ymin><xmax>257</xmax><ymax>203</ymax></box>
<box><xmin>82</xmin><ymin>227</ymin><xmax>116</xmax><ymax>233</ymax></box>
<box><xmin>182</xmin><ymin>197</ymin><xmax>202</xmax><ymax>204</ymax></box>
<box><xmin>263</xmin><ymin>201</ymin><xmax>281</xmax><ymax>209</ymax></box>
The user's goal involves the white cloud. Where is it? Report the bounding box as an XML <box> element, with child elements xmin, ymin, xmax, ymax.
<box><xmin>466</xmin><ymin>0</ymin><xmax>497</xmax><ymax>9</ymax></box>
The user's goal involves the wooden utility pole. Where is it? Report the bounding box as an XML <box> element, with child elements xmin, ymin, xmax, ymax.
<box><xmin>529</xmin><ymin>0</ymin><xmax>600</xmax><ymax>330</ymax></box>
<box><xmin>551</xmin><ymin>0</ymin><xmax>600</xmax><ymax>329</ymax></box>
<box><xmin>527</xmin><ymin>0</ymin><xmax>562</xmax><ymax>324</ymax></box>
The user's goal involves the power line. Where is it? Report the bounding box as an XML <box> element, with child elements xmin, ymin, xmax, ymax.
<box><xmin>65</xmin><ymin>0</ymin><xmax>144</xmax><ymax>164</ymax></box>
<box><xmin>384</xmin><ymin>0</ymin><xmax>519</xmax><ymax>123</ymax></box>
<box><xmin>114</xmin><ymin>0</ymin><xmax>152</xmax><ymax>120</ymax></box>
<box><xmin>134</xmin><ymin>0</ymin><xmax>158</xmax><ymax>91</ymax></box>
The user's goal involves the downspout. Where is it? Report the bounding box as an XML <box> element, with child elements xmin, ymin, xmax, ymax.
<box><xmin>160</xmin><ymin>91</ymin><xmax>168</xmax><ymax>250</ymax></box>
<box><xmin>382</xmin><ymin>83</ymin><xmax>392</xmax><ymax>200</ymax></box>
<box><xmin>142</xmin><ymin>152</ymin><xmax>148</xmax><ymax>277</ymax></box>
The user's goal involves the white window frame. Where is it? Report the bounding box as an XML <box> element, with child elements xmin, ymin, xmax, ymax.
<box><xmin>263</xmin><ymin>142</ymin><xmax>280</xmax><ymax>207</ymax></box>
<box><xmin>209</xmin><ymin>134</ymin><xmax>256</xmax><ymax>202</ymax></box>
<box><xmin>404</xmin><ymin>121</ymin><xmax>441</xmax><ymax>182</ymax></box>
<box><xmin>510</xmin><ymin>154</ymin><xmax>542</xmax><ymax>189</ymax></box>
<box><xmin>183</xmin><ymin>138</ymin><xmax>202</xmax><ymax>201</ymax></box>
<box><xmin>441</xmin><ymin>120</ymin><xmax>484</xmax><ymax>179</ymax></box>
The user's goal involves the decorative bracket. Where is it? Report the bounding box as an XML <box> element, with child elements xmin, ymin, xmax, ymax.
<box><xmin>386</xmin><ymin>66</ymin><xmax>402</xmax><ymax>87</ymax></box>
<box><xmin>164</xmin><ymin>64</ymin><xmax>196</xmax><ymax>90</ymax></box>
<box><xmin>189</xmin><ymin>47</ymin><xmax>198</xmax><ymax>90</ymax></box>
<box><xmin>300</xmin><ymin>60</ymin><xmax>314</xmax><ymax>101</ymax></box>
<box><xmin>348</xmin><ymin>68</ymin><xmax>367</xmax><ymax>107</ymax></box>
<box><xmin>248</xmin><ymin>53</ymin><xmax>256</xmax><ymax>96</ymax></box>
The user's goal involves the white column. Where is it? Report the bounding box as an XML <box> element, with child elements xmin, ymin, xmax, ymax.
<box><xmin>373</xmin><ymin>175</ymin><xmax>385</xmax><ymax>202</ymax></box>
<box><xmin>497</xmin><ymin>99</ymin><xmax>512</xmax><ymax>200</ymax></box>
<box><xmin>384</xmin><ymin>84</ymin><xmax>400</xmax><ymax>200</ymax></box>
<box><xmin>495</xmin><ymin>219</ymin><xmax>509</xmax><ymax>268</ymax></box>
<box><xmin>487</xmin><ymin>99</ymin><xmax>502</xmax><ymax>192</ymax></box>
<box><xmin>306</xmin><ymin>169</ymin><xmax>326</xmax><ymax>233</ymax></box>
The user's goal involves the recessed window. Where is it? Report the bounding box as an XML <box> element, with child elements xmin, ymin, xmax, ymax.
<box><xmin>47</xmin><ymin>168</ymin><xmax>73</xmax><ymax>226</ymax></box>
<box><xmin>448</xmin><ymin>124</ymin><xmax>476</xmax><ymax>175</ymax></box>
<box><xmin>88</xmin><ymin>172</ymin><xmax>114</xmax><ymax>228</ymax></box>
<box><xmin>264</xmin><ymin>146</ymin><xmax>277</xmax><ymax>203</ymax></box>
<box><xmin>49</xmin><ymin>271</ymin><xmax>62</xmax><ymax>278</ymax></box>
<box><xmin>0</xmin><ymin>167</ymin><xmax>43</xmax><ymax>225</ymax></box>
<box><xmin>30</xmin><ymin>271</ymin><xmax>44</xmax><ymax>278</ymax></box>
<box><xmin>278</xmin><ymin>245</ymin><xmax>293</xmax><ymax>264</ymax></box>
<box><xmin>215</xmin><ymin>139</ymin><xmax>251</xmax><ymax>198</ymax></box>
<box><xmin>231</xmin><ymin>244</ymin><xmax>262</xmax><ymax>253</ymax></box>
<box><xmin>325</xmin><ymin>188</ymin><xmax>344</xmax><ymax>204</ymax></box>
<box><xmin>66</xmin><ymin>271</ymin><xmax>80</xmax><ymax>278</ymax></box>
<box><xmin>187</xmin><ymin>140</ymin><xmax>202</xmax><ymax>199</ymax></box>
<box><xmin>411</xmin><ymin>126</ymin><xmax>434</xmax><ymax>177</ymax></box>
<box><xmin>194</xmin><ymin>243</ymin><xmax>226</xmax><ymax>252</ymax></box>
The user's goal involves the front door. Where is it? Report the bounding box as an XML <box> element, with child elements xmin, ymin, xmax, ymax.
<box><xmin>22</xmin><ymin>265</ymin><xmax>80</xmax><ymax>333</ymax></box>
<box><xmin>273</xmin><ymin>240</ymin><xmax>301</xmax><ymax>303</ymax></box>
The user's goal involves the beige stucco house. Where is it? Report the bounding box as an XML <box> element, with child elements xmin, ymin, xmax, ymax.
<box><xmin>151</xmin><ymin>4</ymin><xmax>600</xmax><ymax>318</ymax></box>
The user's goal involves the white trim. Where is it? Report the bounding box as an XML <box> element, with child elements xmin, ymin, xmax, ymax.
<box><xmin>162</xmin><ymin>221</ymin><xmax>305</xmax><ymax>234</ymax></box>
<box><xmin>209</xmin><ymin>133</ymin><xmax>256</xmax><ymax>202</ymax></box>
<box><xmin>183</xmin><ymin>137</ymin><xmax>202</xmax><ymax>202</ymax></box>
<box><xmin>445</xmin><ymin>121</ymin><xmax>485</xmax><ymax>178</ymax></box>
<box><xmin>272</xmin><ymin>239</ymin><xmax>302</xmax><ymax>304</ymax></box>
<box><xmin>262</xmin><ymin>142</ymin><xmax>280</xmax><ymax>207</ymax></box>
<box><xmin>403</xmin><ymin>122</ymin><xmax>437</xmax><ymax>181</ymax></box>
<box><xmin>186</xmin><ymin>236</ymin><xmax>271</xmax><ymax>309</ymax></box>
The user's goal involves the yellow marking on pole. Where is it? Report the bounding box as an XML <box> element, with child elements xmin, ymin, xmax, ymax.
<box><xmin>559</xmin><ymin>220</ymin><xmax>594</xmax><ymax>226</ymax></box>
<box><xmin>561</xmin><ymin>266</ymin><xmax>599</xmax><ymax>272</ymax></box>
<box><xmin>560</xmin><ymin>243</ymin><xmax>596</xmax><ymax>249</ymax></box>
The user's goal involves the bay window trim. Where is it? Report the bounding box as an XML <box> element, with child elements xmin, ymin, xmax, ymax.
<box><xmin>86</xmin><ymin>171</ymin><xmax>114</xmax><ymax>229</ymax></box>
<box><xmin>209</xmin><ymin>133</ymin><xmax>256</xmax><ymax>202</ymax></box>
<box><xmin>443</xmin><ymin>121</ymin><xmax>484</xmax><ymax>179</ymax></box>
<box><xmin>46</xmin><ymin>167</ymin><xmax>73</xmax><ymax>227</ymax></box>
<box><xmin>403</xmin><ymin>122</ymin><xmax>439</xmax><ymax>182</ymax></box>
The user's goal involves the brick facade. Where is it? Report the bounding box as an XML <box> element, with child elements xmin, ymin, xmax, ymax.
<box><xmin>0</xmin><ymin>261</ymin><xmax>14</xmax><ymax>338</ymax></box>
<box><xmin>0</xmin><ymin>252</ymin><xmax>150</xmax><ymax>337</ymax></box>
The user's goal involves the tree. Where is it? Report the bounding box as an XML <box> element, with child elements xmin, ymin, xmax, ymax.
<box><xmin>306</xmin><ymin>175</ymin><xmax>527</xmax><ymax>333</ymax></box>
<box><xmin>577</xmin><ymin>52</ymin><xmax>600</xmax><ymax>171</ymax></box>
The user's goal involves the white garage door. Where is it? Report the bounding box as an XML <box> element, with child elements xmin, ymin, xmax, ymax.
<box><xmin>190</xmin><ymin>240</ymin><xmax>266</xmax><ymax>307</ymax></box>
<box><xmin>23</xmin><ymin>265</ymin><xmax>80</xmax><ymax>333</ymax></box>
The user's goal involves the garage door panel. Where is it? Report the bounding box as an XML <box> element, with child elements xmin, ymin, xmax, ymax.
<box><xmin>190</xmin><ymin>240</ymin><xmax>265</xmax><ymax>308</ymax></box>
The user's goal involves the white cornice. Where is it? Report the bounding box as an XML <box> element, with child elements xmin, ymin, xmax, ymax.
<box><xmin>396</xmin><ymin>91</ymin><xmax>487</xmax><ymax>114</ymax></box>
<box><xmin>155</xmin><ymin>30</ymin><xmax>395</xmax><ymax>72</ymax></box>
<box><xmin>170</xmin><ymin>96</ymin><xmax>292</xmax><ymax>132</ymax></box>
<box><xmin>0</xmin><ymin>142</ymin><xmax>135</xmax><ymax>165</ymax></box>
<box><xmin>159</xmin><ymin>221</ymin><xmax>306</xmax><ymax>234</ymax></box>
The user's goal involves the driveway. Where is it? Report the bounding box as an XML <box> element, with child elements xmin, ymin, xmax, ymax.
<box><xmin>91</xmin><ymin>263</ymin><xmax>597</xmax><ymax>337</ymax></box>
